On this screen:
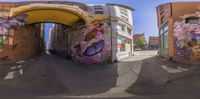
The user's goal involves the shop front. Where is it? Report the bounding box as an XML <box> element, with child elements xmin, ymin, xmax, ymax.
<box><xmin>117</xmin><ymin>35</ymin><xmax>132</xmax><ymax>59</ymax></box>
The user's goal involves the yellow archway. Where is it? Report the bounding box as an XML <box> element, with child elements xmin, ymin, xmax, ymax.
<box><xmin>10</xmin><ymin>3</ymin><xmax>88</xmax><ymax>26</ymax></box>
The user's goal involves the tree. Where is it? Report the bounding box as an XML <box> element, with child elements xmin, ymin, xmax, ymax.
<box><xmin>136</xmin><ymin>36</ymin><xmax>146</xmax><ymax>50</ymax></box>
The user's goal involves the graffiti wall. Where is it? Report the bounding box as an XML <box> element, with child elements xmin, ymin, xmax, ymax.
<box><xmin>71</xmin><ymin>19</ymin><xmax>111</xmax><ymax>64</ymax></box>
<box><xmin>174</xmin><ymin>12</ymin><xmax>200</xmax><ymax>60</ymax></box>
<box><xmin>0</xmin><ymin>14</ymin><xmax>27</xmax><ymax>46</ymax></box>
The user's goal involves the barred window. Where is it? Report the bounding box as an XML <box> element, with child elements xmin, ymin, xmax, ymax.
<box><xmin>0</xmin><ymin>28</ymin><xmax>9</xmax><ymax>45</ymax></box>
<box><xmin>95</xmin><ymin>11</ymin><xmax>104</xmax><ymax>14</ymax></box>
<box><xmin>0</xmin><ymin>28</ymin><xmax>14</xmax><ymax>48</ymax></box>
<box><xmin>94</xmin><ymin>5</ymin><xmax>104</xmax><ymax>14</ymax></box>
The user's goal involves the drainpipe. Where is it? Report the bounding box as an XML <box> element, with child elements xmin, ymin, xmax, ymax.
<box><xmin>107</xmin><ymin>5</ymin><xmax>114</xmax><ymax>63</ymax></box>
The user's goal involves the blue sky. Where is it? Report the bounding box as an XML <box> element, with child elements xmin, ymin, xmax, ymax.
<box><xmin>1</xmin><ymin>0</ymin><xmax>199</xmax><ymax>41</ymax></box>
<box><xmin>44</xmin><ymin>23</ymin><xmax>52</xmax><ymax>44</ymax></box>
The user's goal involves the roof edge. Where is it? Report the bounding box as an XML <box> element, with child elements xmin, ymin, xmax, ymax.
<box><xmin>156</xmin><ymin>1</ymin><xmax>200</xmax><ymax>8</ymax></box>
<box><xmin>106</xmin><ymin>3</ymin><xmax>134</xmax><ymax>11</ymax></box>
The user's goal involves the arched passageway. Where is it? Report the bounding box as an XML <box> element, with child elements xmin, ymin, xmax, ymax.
<box><xmin>0</xmin><ymin>3</ymin><xmax>112</xmax><ymax>64</ymax></box>
<box><xmin>0</xmin><ymin>3</ymin><xmax>88</xmax><ymax>62</ymax></box>
<box><xmin>10</xmin><ymin>3</ymin><xmax>88</xmax><ymax>25</ymax></box>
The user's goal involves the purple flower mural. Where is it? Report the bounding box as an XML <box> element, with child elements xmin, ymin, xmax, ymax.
<box><xmin>0</xmin><ymin>14</ymin><xmax>28</xmax><ymax>45</ymax></box>
<box><xmin>174</xmin><ymin>12</ymin><xmax>200</xmax><ymax>58</ymax></box>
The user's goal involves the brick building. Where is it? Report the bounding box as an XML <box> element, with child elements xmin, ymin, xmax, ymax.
<box><xmin>157</xmin><ymin>2</ymin><xmax>200</xmax><ymax>63</ymax></box>
<box><xmin>148</xmin><ymin>36</ymin><xmax>159</xmax><ymax>50</ymax></box>
<box><xmin>133</xmin><ymin>33</ymin><xmax>147</xmax><ymax>50</ymax></box>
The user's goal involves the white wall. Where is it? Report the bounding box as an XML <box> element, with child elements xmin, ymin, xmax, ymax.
<box><xmin>112</xmin><ymin>5</ymin><xmax>133</xmax><ymax>26</ymax></box>
<box><xmin>128</xmin><ymin>9</ymin><xmax>133</xmax><ymax>26</ymax></box>
<box><xmin>86</xmin><ymin>4</ymin><xmax>109</xmax><ymax>15</ymax></box>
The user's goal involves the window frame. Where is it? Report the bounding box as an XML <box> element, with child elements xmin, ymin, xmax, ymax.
<box><xmin>159</xmin><ymin>23</ymin><xmax>168</xmax><ymax>49</ymax></box>
<box><xmin>0</xmin><ymin>28</ymin><xmax>9</xmax><ymax>45</ymax></box>
<box><xmin>117</xmin><ymin>24</ymin><xmax>126</xmax><ymax>32</ymax></box>
<box><xmin>119</xmin><ymin>7</ymin><xmax>129</xmax><ymax>21</ymax></box>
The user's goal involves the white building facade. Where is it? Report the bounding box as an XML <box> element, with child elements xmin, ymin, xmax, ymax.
<box><xmin>48</xmin><ymin>3</ymin><xmax>134</xmax><ymax>62</ymax></box>
<box><xmin>107</xmin><ymin>4</ymin><xmax>134</xmax><ymax>60</ymax></box>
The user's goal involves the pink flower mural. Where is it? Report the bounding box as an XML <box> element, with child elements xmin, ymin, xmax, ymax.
<box><xmin>0</xmin><ymin>14</ymin><xmax>28</xmax><ymax>45</ymax></box>
<box><xmin>174</xmin><ymin>12</ymin><xmax>200</xmax><ymax>58</ymax></box>
<box><xmin>71</xmin><ymin>19</ymin><xmax>111</xmax><ymax>64</ymax></box>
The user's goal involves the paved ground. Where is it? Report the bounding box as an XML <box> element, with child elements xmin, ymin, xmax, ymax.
<box><xmin>0</xmin><ymin>50</ymin><xmax>200</xmax><ymax>99</ymax></box>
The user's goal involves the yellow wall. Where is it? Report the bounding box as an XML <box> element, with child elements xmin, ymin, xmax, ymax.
<box><xmin>10</xmin><ymin>3</ymin><xmax>89</xmax><ymax>26</ymax></box>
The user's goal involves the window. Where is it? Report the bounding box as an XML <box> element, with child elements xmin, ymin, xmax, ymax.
<box><xmin>160</xmin><ymin>10</ymin><xmax>164</xmax><ymax>15</ymax></box>
<box><xmin>94</xmin><ymin>6</ymin><xmax>103</xmax><ymax>10</ymax></box>
<box><xmin>117</xmin><ymin>24</ymin><xmax>125</xmax><ymax>31</ymax></box>
<box><xmin>95</xmin><ymin>11</ymin><xmax>104</xmax><ymax>14</ymax></box>
<box><xmin>163</xmin><ymin>25</ymin><xmax>168</xmax><ymax>32</ymax></box>
<box><xmin>164</xmin><ymin>32</ymin><xmax>168</xmax><ymax>48</ymax></box>
<box><xmin>94</xmin><ymin>5</ymin><xmax>102</xmax><ymax>8</ymax></box>
<box><xmin>0</xmin><ymin>28</ymin><xmax>13</xmax><ymax>47</ymax></box>
<box><xmin>120</xmin><ymin>8</ymin><xmax>128</xmax><ymax>13</ymax></box>
<box><xmin>127</xmin><ymin>27</ymin><xmax>132</xmax><ymax>35</ymax></box>
<box><xmin>160</xmin><ymin>29</ymin><xmax>164</xmax><ymax>34</ymax></box>
<box><xmin>120</xmin><ymin>11</ymin><xmax>128</xmax><ymax>17</ymax></box>
<box><xmin>186</xmin><ymin>17</ymin><xmax>199</xmax><ymax>24</ymax></box>
<box><xmin>118</xmin><ymin>36</ymin><xmax>130</xmax><ymax>51</ymax></box>
<box><xmin>159</xmin><ymin>6</ymin><xmax>164</xmax><ymax>11</ymax></box>
<box><xmin>160</xmin><ymin>23</ymin><xmax>168</xmax><ymax>52</ymax></box>
<box><xmin>94</xmin><ymin>7</ymin><xmax>103</xmax><ymax>10</ymax></box>
<box><xmin>160</xmin><ymin>23</ymin><xmax>168</xmax><ymax>35</ymax></box>
<box><xmin>0</xmin><ymin>29</ymin><xmax>8</xmax><ymax>45</ymax></box>
<box><xmin>161</xmin><ymin>16</ymin><xmax>164</xmax><ymax>24</ymax></box>
<box><xmin>121</xmin><ymin>15</ymin><xmax>128</xmax><ymax>21</ymax></box>
<box><xmin>94</xmin><ymin>5</ymin><xmax>104</xmax><ymax>14</ymax></box>
<box><xmin>120</xmin><ymin>8</ymin><xmax>129</xmax><ymax>21</ymax></box>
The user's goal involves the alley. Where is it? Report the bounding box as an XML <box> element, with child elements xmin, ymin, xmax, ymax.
<box><xmin>0</xmin><ymin>50</ymin><xmax>200</xmax><ymax>99</ymax></box>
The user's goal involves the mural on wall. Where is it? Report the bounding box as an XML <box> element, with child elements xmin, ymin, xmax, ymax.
<box><xmin>0</xmin><ymin>14</ymin><xmax>28</xmax><ymax>45</ymax></box>
<box><xmin>174</xmin><ymin>12</ymin><xmax>200</xmax><ymax>59</ymax></box>
<box><xmin>71</xmin><ymin>19</ymin><xmax>111</xmax><ymax>64</ymax></box>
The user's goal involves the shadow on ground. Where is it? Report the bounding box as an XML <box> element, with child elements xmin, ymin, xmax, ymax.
<box><xmin>0</xmin><ymin>53</ymin><xmax>200</xmax><ymax>99</ymax></box>
<box><xmin>0</xmin><ymin>53</ymin><xmax>118</xmax><ymax>98</ymax></box>
<box><xmin>126</xmin><ymin>55</ymin><xmax>200</xmax><ymax>98</ymax></box>
<box><xmin>0</xmin><ymin>55</ymin><xmax>68</xmax><ymax>96</ymax></box>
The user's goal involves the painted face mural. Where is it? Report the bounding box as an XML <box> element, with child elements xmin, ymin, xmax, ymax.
<box><xmin>71</xmin><ymin>19</ymin><xmax>111</xmax><ymax>64</ymax></box>
<box><xmin>174</xmin><ymin>12</ymin><xmax>200</xmax><ymax>58</ymax></box>
<box><xmin>0</xmin><ymin>14</ymin><xmax>28</xmax><ymax>45</ymax></box>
